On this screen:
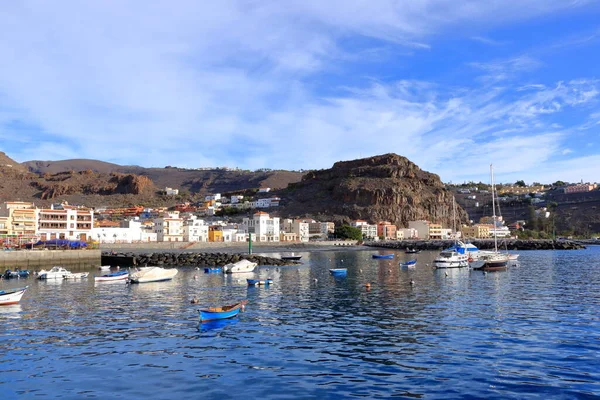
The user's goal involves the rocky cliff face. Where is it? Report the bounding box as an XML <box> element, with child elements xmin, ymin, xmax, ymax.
<box><xmin>278</xmin><ymin>153</ymin><xmax>467</xmax><ymax>227</ymax></box>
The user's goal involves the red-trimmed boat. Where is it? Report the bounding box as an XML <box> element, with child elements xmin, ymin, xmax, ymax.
<box><xmin>0</xmin><ymin>286</ymin><xmax>28</xmax><ymax>305</ymax></box>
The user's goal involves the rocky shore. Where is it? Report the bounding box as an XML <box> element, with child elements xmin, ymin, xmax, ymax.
<box><xmin>364</xmin><ymin>239</ymin><xmax>586</xmax><ymax>251</ymax></box>
<box><xmin>101</xmin><ymin>251</ymin><xmax>302</xmax><ymax>267</ymax></box>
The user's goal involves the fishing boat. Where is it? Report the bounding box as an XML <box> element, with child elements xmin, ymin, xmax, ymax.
<box><xmin>223</xmin><ymin>259</ymin><xmax>257</xmax><ymax>274</ymax></box>
<box><xmin>281</xmin><ymin>255</ymin><xmax>302</xmax><ymax>261</ymax></box>
<box><xmin>405</xmin><ymin>248</ymin><xmax>420</xmax><ymax>254</ymax></box>
<box><xmin>38</xmin><ymin>266</ymin><xmax>71</xmax><ymax>280</ymax></box>
<box><xmin>247</xmin><ymin>278</ymin><xmax>273</xmax><ymax>286</ymax></box>
<box><xmin>471</xmin><ymin>164</ymin><xmax>510</xmax><ymax>271</ymax></box>
<box><xmin>199</xmin><ymin>300</ymin><xmax>248</xmax><ymax>323</ymax></box>
<box><xmin>128</xmin><ymin>267</ymin><xmax>178</xmax><ymax>283</ymax></box>
<box><xmin>2</xmin><ymin>269</ymin><xmax>30</xmax><ymax>279</ymax></box>
<box><xmin>63</xmin><ymin>272</ymin><xmax>89</xmax><ymax>279</ymax></box>
<box><xmin>0</xmin><ymin>286</ymin><xmax>28</xmax><ymax>305</ymax></box>
<box><xmin>400</xmin><ymin>259</ymin><xmax>417</xmax><ymax>267</ymax></box>
<box><xmin>372</xmin><ymin>254</ymin><xmax>394</xmax><ymax>259</ymax></box>
<box><xmin>329</xmin><ymin>268</ymin><xmax>347</xmax><ymax>276</ymax></box>
<box><xmin>204</xmin><ymin>267</ymin><xmax>222</xmax><ymax>273</ymax></box>
<box><xmin>95</xmin><ymin>270</ymin><xmax>129</xmax><ymax>282</ymax></box>
<box><xmin>434</xmin><ymin>250</ymin><xmax>468</xmax><ymax>268</ymax></box>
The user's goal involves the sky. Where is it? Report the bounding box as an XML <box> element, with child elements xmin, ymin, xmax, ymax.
<box><xmin>1</xmin><ymin>1</ymin><xmax>600</xmax><ymax>185</ymax></box>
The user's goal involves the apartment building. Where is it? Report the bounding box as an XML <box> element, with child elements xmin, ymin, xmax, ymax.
<box><xmin>154</xmin><ymin>212</ymin><xmax>183</xmax><ymax>242</ymax></box>
<box><xmin>281</xmin><ymin>219</ymin><xmax>310</xmax><ymax>242</ymax></box>
<box><xmin>37</xmin><ymin>204</ymin><xmax>94</xmax><ymax>241</ymax></box>
<box><xmin>351</xmin><ymin>220</ymin><xmax>378</xmax><ymax>239</ymax></box>
<box><xmin>182</xmin><ymin>216</ymin><xmax>209</xmax><ymax>242</ymax></box>
<box><xmin>377</xmin><ymin>221</ymin><xmax>397</xmax><ymax>240</ymax></box>
<box><xmin>241</xmin><ymin>212</ymin><xmax>280</xmax><ymax>242</ymax></box>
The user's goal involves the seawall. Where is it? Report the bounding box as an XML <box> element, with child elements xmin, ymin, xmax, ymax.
<box><xmin>0</xmin><ymin>249</ymin><xmax>101</xmax><ymax>268</ymax></box>
<box><xmin>364</xmin><ymin>239</ymin><xmax>585</xmax><ymax>251</ymax></box>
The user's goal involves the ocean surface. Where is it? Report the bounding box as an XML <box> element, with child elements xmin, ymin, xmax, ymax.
<box><xmin>1</xmin><ymin>247</ymin><xmax>599</xmax><ymax>399</ymax></box>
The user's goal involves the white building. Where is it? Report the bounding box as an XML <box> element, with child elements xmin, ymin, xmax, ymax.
<box><xmin>397</xmin><ymin>228</ymin><xmax>418</xmax><ymax>239</ymax></box>
<box><xmin>205</xmin><ymin>193</ymin><xmax>221</xmax><ymax>201</ymax></box>
<box><xmin>92</xmin><ymin>219</ymin><xmax>157</xmax><ymax>243</ymax></box>
<box><xmin>258</xmin><ymin>188</ymin><xmax>271</xmax><ymax>193</ymax></box>
<box><xmin>352</xmin><ymin>220</ymin><xmax>378</xmax><ymax>239</ymax></box>
<box><xmin>281</xmin><ymin>219</ymin><xmax>310</xmax><ymax>242</ymax></box>
<box><xmin>254</xmin><ymin>197</ymin><xmax>281</xmax><ymax>208</ymax></box>
<box><xmin>183</xmin><ymin>216</ymin><xmax>209</xmax><ymax>242</ymax></box>
<box><xmin>37</xmin><ymin>205</ymin><xmax>94</xmax><ymax>241</ymax></box>
<box><xmin>408</xmin><ymin>220</ymin><xmax>430</xmax><ymax>239</ymax></box>
<box><xmin>241</xmin><ymin>212</ymin><xmax>280</xmax><ymax>242</ymax></box>
<box><xmin>154</xmin><ymin>212</ymin><xmax>184</xmax><ymax>242</ymax></box>
<box><xmin>230</xmin><ymin>195</ymin><xmax>244</xmax><ymax>204</ymax></box>
<box><xmin>165</xmin><ymin>187</ymin><xmax>179</xmax><ymax>196</ymax></box>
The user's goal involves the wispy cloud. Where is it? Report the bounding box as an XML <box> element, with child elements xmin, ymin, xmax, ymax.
<box><xmin>471</xmin><ymin>36</ymin><xmax>507</xmax><ymax>46</ymax></box>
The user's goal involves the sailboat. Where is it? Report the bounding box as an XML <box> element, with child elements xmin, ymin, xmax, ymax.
<box><xmin>471</xmin><ymin>164</ymin><xmax>510</xmax><ymax>271</ymax></box>
<box><xmin>434</xmin><ymin>197</ymin><xmax>469</xmax><ymax>268</ymax></box>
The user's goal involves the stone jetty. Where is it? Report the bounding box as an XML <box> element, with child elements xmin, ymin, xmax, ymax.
<box><xmin>101</xmin><ymin>251</ymin><xmax>301</xmax><ymax>267</ymax></box>
<box><xmin>364</xmin><ymin>239</ymin><xmax>585</xmax><ymax>251</ymax></box>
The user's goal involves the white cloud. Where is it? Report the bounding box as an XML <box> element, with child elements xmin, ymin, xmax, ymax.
<box><xmin>0</xmin><ymin>0</ymin><xmax>599</xmax><ymax>185</ymax></box>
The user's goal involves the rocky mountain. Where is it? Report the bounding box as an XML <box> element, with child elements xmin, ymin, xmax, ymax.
<box><xmin>275</xmin><ymin>153</ymin><xmax>468</xmax><ymax>227</ymax></box>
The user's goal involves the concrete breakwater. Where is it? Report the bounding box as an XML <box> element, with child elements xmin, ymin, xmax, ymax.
<box><xmin>101</xmin><ymin>251</ymin><xmax>302</xmax><ymax>267</ymax></box>
<box><xmin>0</xmin><ymin>249</ymin><xmax>101</xmax><ymax>268</ymax></box>
<box><xmin>364</xmin><ymin>239</ymin><xmax>585</xmax><ymax>251</ymax></box>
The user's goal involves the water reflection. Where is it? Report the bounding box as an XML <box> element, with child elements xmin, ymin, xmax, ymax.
<box><xmin>0</xmin><ymin>304</ymin><xmax>22</xmax><ymax>319</ymax></box>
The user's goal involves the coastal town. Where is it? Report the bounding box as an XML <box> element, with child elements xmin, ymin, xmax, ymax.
<box><xmin>1</xmin><ymin>179</ymin><xmax>597</xmax><ymax>248</ymax></box>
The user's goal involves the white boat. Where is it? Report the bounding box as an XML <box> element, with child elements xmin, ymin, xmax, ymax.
<box><xmin>38</xmin><ymin>266</ymin><xmax>71</xmax><ymax>280</ymax></box>
<box><xmin>98</xmin><ymin>265</ymin><xmax>112</xmax><ymax>271</ymax></box>
<box><xmin>434</xmin><ymin>250</ymin><xmax>469</xmax><ymax>268</ymax></box>
<box><xmin>95</xmin><ymin>270</ymin><xmax>129</xmax><ymax>282</ymax></box>
<box><xmin>223</xmin><ymin>259</ymin><xmax>258</xmax><ymax>274</ymax></box>
<box><xmin>471</xmin><ymin>165</ymin><xmax>510</xmax><ymax>271</ymax></box>
<box><xmin>0</xmin><ymin>286</ymin><xmax>28</xmax><ymax>305</ymax></box>
<box><xmin>128</xmin><ymin>267</ymin><xmax>178</xmax><ymax>283</ymax></box>
<box><xmin>63</xmin><ymin>272</ymin><xmax>89</xmax><ymax>280</ymax></box>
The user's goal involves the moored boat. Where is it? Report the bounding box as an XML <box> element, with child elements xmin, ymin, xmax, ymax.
<box><xmin>400</xmin><ymin>259</ymin><xmax>417</xmax><ymax>267</ymax></box>
<box><xmin>281</xmin><ymin>255</ymin><xmax>302</xmax><ymax>261</ymax></box>
<box><xmin>38</xmin><ymin>266</ymin><xmax>71</xmax><ymax>280</ymax></box>
<box><xmin>128</xmin><ymin>267</ymin><xmax>178</xmax><ymax>283</ymax></box>
<box><xmin>199</xmin><ymin>300</ymin><xmax>248</xmax><ymax>323</ymax></box>
<box><xmin>0</xmin><ymin>286</ymin><xmax>28</xmax><ymax>305</ymax></box>
<box><xmin>223</xmin><ymin>259</ymin><xmax>257</xmax><ymax>274</ymax></box>
<box><xmin>98</xmin><ymin>265</ymin><xmax>112</xmax><ymax>271</ymax></box>
<box><xmin>63</xmin><ymin>272</ymin><xmax>89</xmax><ymax>279</ymax></box>
<box><xmin>329</xmin><ymin>268</ymin><xmax>347</xmax><ymax>276</ymax></box>
<box><xmin>372</xmin><ymin>254</ymin><xmax>394</xmax><ymax>259</ymax></box>
<box><xmin>3</xmin><ymin>269</ymin><xmax>30</xmax><ymax>279</ymax></box>
<box><xmin>95</xmin><ymin>270</ymin><xmax>129</xmax><ymax>282</ymax></box>
<box><xmin>405</xmin><ymin>248</ymin><xmax>420</xmax><ymax>254</ymax></box>
<box><xmin>247</xmin><ymin>278</ymin><xmax>273</xmax><ymax>286</ymax></box>
<box><xmin>204</xmin><ymin>267</ymin><xmax>222</xmax><ymax>273</ymax></box>
<box><xmin>434</xmin><ymin>251</ymin><xmax>468</xmax><ymax>269</ymax></box>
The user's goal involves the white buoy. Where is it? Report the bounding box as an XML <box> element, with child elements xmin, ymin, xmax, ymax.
<box><xmin>445</xmin><ymin>271</ymin><xmax>448</xmax><ymax>277</ymax></box>
<box><xmin>314</xmin><ymin>278</ymin><xmax>318</xmax><ymax>282</ymax></box>
<box><xmin>410</xmin><ymin>280</ymin><xmax>415</xmax><ymax>286</ymax></box>
<box><xmin>359</xmin><ymin>269</ymin><xmax>363</xmax><ymax>273</ymax></box>
<box><xmin>193</xmin><ymin>275</ymin><xmax>197</xmax><ymax>280</ymax></box>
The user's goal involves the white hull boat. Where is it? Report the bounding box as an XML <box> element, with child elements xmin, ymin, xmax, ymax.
<box><xmin>98</xmin><ymin>265</ymin><xmax>112</xmax><ymax>271</ymax></box>
<box><xmin>63</xmin><ymin>272</ymin><xmax>89</xmax><ymax>280</ymax></box>
<box><xmin>0</xmin><ymin>286</ymin><xmax>28</xmax><ymax>305</ymax></box>
<box><xmin>95</xmin><ymin>270</ymin><xmax>129</xmax><ymax>282</ymax></box>
<box><xmin>129</xmin><ymin>267</ymin><xmax>178</xmax><ymax>283</ymax></box>
<box><xmin>38</xmin><ymin>266</ymin><xmax>71</xmax><ymax>280</ymax></box>
<box><xmin>223</xmin><ymin>259</ymin><xmax>257</xmax><ymax>274</ymax></box>
<box><xmin>434</xmin><ymin>250</ymin><xmax>469</xmax><ymax>269</ymax></box>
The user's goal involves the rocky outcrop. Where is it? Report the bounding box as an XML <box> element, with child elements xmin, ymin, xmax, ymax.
<box><xmin>101</xmin><ymin>251</ymin><xmax>301</xmax><ymax>267</ymax></box>
<box><xmin>279</xmin><ymin>153</ymin><xmax>466</xmax><ymax>228</ymax></box>
<box><xmin>110</xmin><ymin>173</ymin><xmax>155</xmax><ymax>195</ymax></box>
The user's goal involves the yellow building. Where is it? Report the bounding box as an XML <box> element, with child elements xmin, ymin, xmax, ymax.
<box><xmin>463</xmin><ymin>224</ymin><xmax>491</xmax><ymax>239</ymax></box>
<box><xmin>208</xmin><ymin>227</ymin><xmax>223</xmax><ymax>242</ymax></box>
<box><xmin>428</xmin><ymin>223</ymin><xmax>443</xmax><ymax>240</ymax></box>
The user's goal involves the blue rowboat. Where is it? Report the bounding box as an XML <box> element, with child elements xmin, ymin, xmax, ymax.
<box><xmin>372</xmin><ymin>254</ymin><xmax>394</xmax><ymax>259</ymax></box>
<box><xmin>3</xmin><ymin>269</ymin><xmax>30</xmax><ymax>279</ymax></box>
<box><xmin>247</xmin><ymin>278</ymin><xmax>273</xmax><ymax>286</ymax></box>
<box><xmin>204</xmin><ymin>267</ymin><xmax>222</xmax><ymax>273</ymax></box>
<box><xmin>95</xmin><ymin>270</ymin><xmax>129</xmax><ymax>282</ymax></box>
<box><xmin>400</xmin><ymin>259</ymin><xmax>417</xmax><ymax>267</ymax></box>
<box><xmin>199</xmin><ymin>300</ymin><xmax>248</xmax><ymax>323</ymax></box>
<box><xmin>329</xmin><ymin>268</ymin><xmax>347</xmax><ymax>276</ymax></box>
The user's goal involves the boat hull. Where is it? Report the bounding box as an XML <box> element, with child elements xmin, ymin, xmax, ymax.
<box><xmin>95</xmin><ymin>271</ymin><xmax>129</xmax><ymax>282</ymax></box>
<box><xmin>329</xmin><ymin>268</ymin><xmax>347</xmax><ymax>276</ymax></box>
<box><xmin>204</xmin><ymin>267</ymin><xmax>222</xmax><ymax>273</ymax></box>
<box><xmin>223</xmin><ymin>260</ymin><xmax>258</xmax><ymax>274</ymax></box>
<box><xmin>63</xmin><ymin>272</ymin><xmax>89</xmax><ymax>279</ymax></box>
<box><xmin>281</xmin><ymin>256</ymin><xmax>302</xmax><ymax>261</ymax></box>
<box><xmin>199</xmin><ymin>301</ymin><xmax>247</xmax><ymax>323</ymax></box>
<box><xmin>434</xmin><ymin>260</ymin><xmax>468</xmax><ymax>269</ymax></box>
<box><xmin>0</xmin><ymin>286</ymin><xmax>27</xmax><ymax>305</ymax></box>
<box><xmin>372</xmin><ymin>254</ymin><xmax>394</xmax><ymax>259</ymax></box>
<box><xmin>128</xmin><ymin>267</ymin><xmax>178</xmax><ymax>283</ymax></box>
<box><xmin>247</xmin><ymin>279</ymin><xmax>273</xmax><ymax>286</ymax></box>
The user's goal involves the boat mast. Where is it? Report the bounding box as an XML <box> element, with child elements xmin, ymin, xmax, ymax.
<box><xmin>491</xmin><ymin>164</ymin><xmax>498</xmax><ymax>253</ymax></box>
<box><xmin>452</xmin><ymin>196</ymin><xmax>457</xmax><ymax>243</ymax></box>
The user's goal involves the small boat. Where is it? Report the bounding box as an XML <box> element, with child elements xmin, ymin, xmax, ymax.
<box><xmin>204</xmin><ymin>267</ymin><xmax>222</xmax><ymax>273</ymax></box>
<box><xmin>98</xmin><ymin>265</ymin><xmax>112</xmax><ymax>271</ymax></box>
<box><xmin>223</xmin><ymin>259</ymin><xmax>257</xmax><ymax>274</ymax></box>
<box><xmin>2</xmin><ymin>269</ymin><xmax>30</xmax><ymax>279</ymax></box>
<box><xmin>434</xmin><ymin>250</ymin><xmax>468</xmax><ymax>269</ymax></box>
<box><xmin>128</xmin><ymin>267</ymin><xmax>178</xmax><ymax>283</ymax></box>
<box><xmin>471</xmin><ymin>253</ymin><xmax>509</xmax><ymax>271</ymax></box>
<box><xmin>95</xmin><ymin>270</ymin><xmax>129</xmax><ymax>282</ymax></box>
<box><xmin>199</xmin><ymin>300</ymin><xmax>248</xmax><ymax>323</ymax></box>
<box><xmin>38</xmin><ymin>266</ymin><xmax>71</xmax><ymax>280</ymax></box>
<box><xmin>400</xmin><ymin>259</ymin><xmax>417</xmax><ymax>267</ymax></box>
<box><xmin>281</xmin><ymin>255</ymin><xmax>302</xmax><ymax>261</ymax></box>
<box><xmin>0</xmin><ymin>286</ymin><xmax>28</xmax><ymax>305</ymax></box>
<box><xmin>329</xmin><ymin>268</ymin><xmax>347</xmax><ymax>276</ymax></box>
<box><xmin>405</xmin><ymin>248</ymin><xmax>420</xmax><ymax>254</ymax></box>
<box><xmin>63</xmin><ymin>272</ymin><xmax>89</xmax><ymax>279</ymax></box>
<box><xmin>247</xmin><ymin>278</ymin><xmax>273</xmax><ymax>286</ymax></box>
<box><xmin>372</xmin><ymin>254</ymin><xmax>394</xmax><ymax>259</ymax></box>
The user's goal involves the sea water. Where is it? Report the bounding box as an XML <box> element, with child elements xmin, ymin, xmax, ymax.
<box><xmin>0</xmin><ymin>248</ymin><xmax>599</xmax><ymax>399</ymax></box>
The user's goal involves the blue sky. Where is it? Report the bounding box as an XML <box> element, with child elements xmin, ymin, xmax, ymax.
<box><xmin>1</xmin><ymin>1</ymin><xmax>600</xmax><ymax>184</ymax></box>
